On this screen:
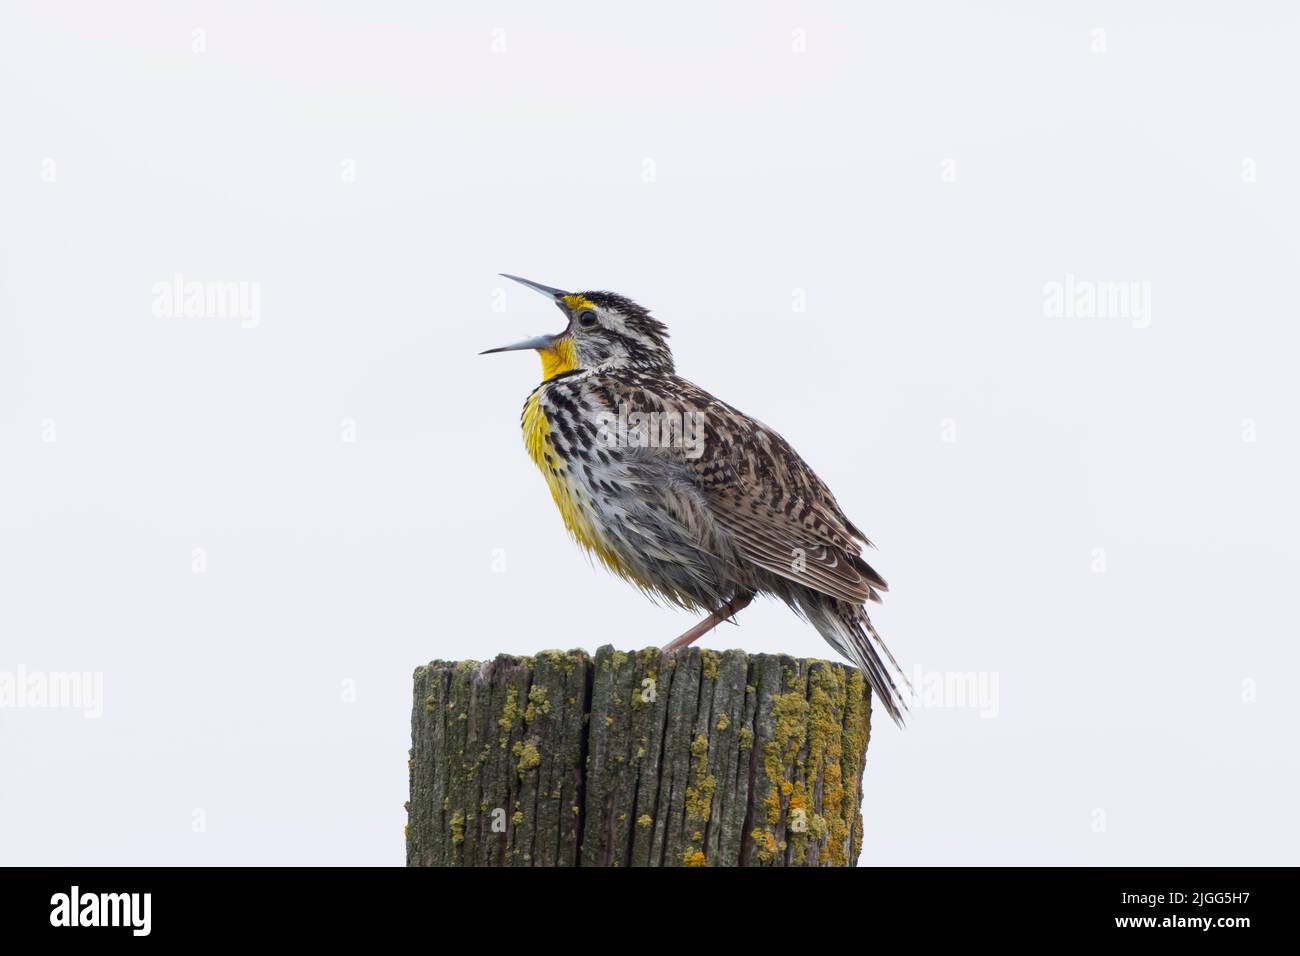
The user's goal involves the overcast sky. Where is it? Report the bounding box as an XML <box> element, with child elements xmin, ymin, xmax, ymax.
<box><xmin>2</xmin><ymin>2</ymin><xmax>1297</xmax><ymax>865</ymax></box>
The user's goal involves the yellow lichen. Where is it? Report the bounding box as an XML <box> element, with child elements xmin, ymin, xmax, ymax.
<box><xmin>637</xmin><ymin>814</ymin><xmax>653</xmax><ymax>828</ymax></box>
<box><xmin>840</xmin><ymin>669</ymin><xmax>871</xmax><ymax>863</ymax></box>
<box><xmin>682</xmin><ymin>850</ymin><xmax>708</xmax><ymax>867</ymax></box>
<box><xmin>512</xmin><ymin>740</ymin><xmax>541</xmax><ymax>775</ymax></box>
<box><xmin>807</xmin><ymin>665</ymin><xmax>849</xmax><ymax>865</ymax></box>
<box><xmin>524</xmin><ymin>685</ymin><xmax>550</xmax><ymax>723</ymax></box>
<box><xmin>751</xmin><ymin>828</ymin><xmax>778</xmax><ymax>864</ymax></box>
<box><xmin>539</xmin><ymin>649</ymin><xmax>581</xmax><ymax>677</ymax></box>
<box><xmin>685</xmin><ymin>733</ymin><xmax>716</xmax><ymax>823</ymax></box>
<box><xmin>497</xmin><ymin>687</ymin><xmax>519</xmax><ymax>736</ymax></box>
<box><xmin>763</xmin><ymin>686</ymin><xmax>810</xmax><ymax>825</ymax></box>
<box><xmin>701</xmin><ymin>650</ymin><xmax>720</xmax><ymax>681</ymax></box>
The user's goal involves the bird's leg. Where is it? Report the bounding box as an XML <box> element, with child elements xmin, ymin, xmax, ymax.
<box><xmin>661</xmin><ymin>592</ymin><xmax>755</xmax><ymax>653</ymax></box>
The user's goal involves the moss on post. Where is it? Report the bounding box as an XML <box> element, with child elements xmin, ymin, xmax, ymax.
<box><xmin>407</xmin><ymin>645</ymin><xmax>873</xmax><ymax>867</ymax></box>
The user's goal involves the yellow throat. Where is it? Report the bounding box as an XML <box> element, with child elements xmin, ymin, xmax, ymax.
<box><xmin>520</xmin><ymin>333</ymin><xmax>639</xmax><ymax>584</ymax></box>
<box><xmin>538</xmin><ymin>335</ymin><xmax>579</xmax><ymax>381</ymax></box>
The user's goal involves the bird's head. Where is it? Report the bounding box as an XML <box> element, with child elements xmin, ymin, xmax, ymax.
<box><xmin>481</xmin><ymin>274</ymin><xmax>674</xmax><ymax>379</ymax></box>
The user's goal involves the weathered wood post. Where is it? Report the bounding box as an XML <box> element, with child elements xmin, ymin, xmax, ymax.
<box><xmin>407</xmin><ymin>645</ymin><xmax>873</xmax><ymax>867</ymax></box>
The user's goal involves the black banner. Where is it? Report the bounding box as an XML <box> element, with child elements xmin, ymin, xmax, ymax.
<box><xmin>0</xmin><ymin>866</ymin><xmax>1288</xmax><ymax>942</ymax></box>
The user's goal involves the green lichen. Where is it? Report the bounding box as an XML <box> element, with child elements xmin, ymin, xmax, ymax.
<box><xmin>716</xmin><ymin>713</ymin><xmax>730</xmax><ymax>732</ymax></box>
<box><xmin>449</xmin><ymin>811</ymin><xmax>465</xmax><ymax>845</ymax></box>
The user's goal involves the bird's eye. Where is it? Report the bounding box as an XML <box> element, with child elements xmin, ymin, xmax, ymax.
<box><xmin>578</xmin><ymin>310</ymin><xmax>598</xmax><ymax>328</ymax></box>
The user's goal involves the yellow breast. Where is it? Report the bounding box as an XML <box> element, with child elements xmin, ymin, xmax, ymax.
<box><xmin>521</xmin><ymin>391</ymin><xmax>634</xmax><ymax>580</ymax></box>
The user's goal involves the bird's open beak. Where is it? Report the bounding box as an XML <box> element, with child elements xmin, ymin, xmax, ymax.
<box><xmin>479</xmin><ymin>332</ymin><xmax>561</xmax><ymax>355</ymax></box>
<box><xmin>499</xmin><ymin>273</ymin><xmax>570</xmax><ymax>301</ymax></box>
<box><xmin>480</xmin><ymin>274</ymin><xmax>573</xmax><ymax>355</ymax></box>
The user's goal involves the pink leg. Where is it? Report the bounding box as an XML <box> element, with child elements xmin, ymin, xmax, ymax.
<box><xmin>661</xmin><ymin>593</ymin><xmax>755</xmax><ymax>653</ymax></box>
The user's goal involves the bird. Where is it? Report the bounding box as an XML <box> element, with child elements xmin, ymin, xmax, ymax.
<box><xmin>482</xmin><ymin>275</ymin><xmax>908</xmax><ymax>724</ymax></box>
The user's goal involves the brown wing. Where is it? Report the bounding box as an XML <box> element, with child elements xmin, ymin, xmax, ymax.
<box><xmin>691</xmin><ymin>401</ymin><xmax>886</xmax><ymax>605</ymax></box>
<box><xmin>603</xmin><ymin>373</ymin><xmax>886</xmax><ymax>606</ymax></box>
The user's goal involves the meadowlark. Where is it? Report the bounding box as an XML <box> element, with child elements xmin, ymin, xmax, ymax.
<box><xmin>483</xmin><ymin>275</ymin><xmax>907</xmax><ymax>724</ymax></box>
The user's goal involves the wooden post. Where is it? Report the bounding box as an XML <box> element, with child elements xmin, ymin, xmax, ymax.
<box><xmin>407</xmin><ymin>644</ymin><xmax>873</xmax><ymax>867</ymax></box>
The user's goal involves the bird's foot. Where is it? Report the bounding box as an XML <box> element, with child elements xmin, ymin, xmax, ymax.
<box><xmin>660</xmin><ymin>593</ymin><xmax>755</xmax><ymax>653</ymax></box>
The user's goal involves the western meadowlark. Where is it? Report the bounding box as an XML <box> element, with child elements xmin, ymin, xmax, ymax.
<box><xmin>483</xmin><ymin>275</ymin><xmax>907</xmax><ymax>724</ymax></box>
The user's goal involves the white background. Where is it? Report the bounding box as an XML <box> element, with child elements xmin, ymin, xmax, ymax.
<box><xmin>2</xmin><ymin>2</ymin><xmax>1297</xmax><ymax>866</ymax></box>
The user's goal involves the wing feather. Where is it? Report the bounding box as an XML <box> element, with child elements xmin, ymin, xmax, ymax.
<box><xmin>595</xmin><ymin>376</ymin><xmax>886</xmax><ymax>607</ymax></box>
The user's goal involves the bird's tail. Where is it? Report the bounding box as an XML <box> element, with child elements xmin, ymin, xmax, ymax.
<box><xmin>805</xmin><ymin>598</ymin><xmax>910</xmax><ymax>726</ymax></box>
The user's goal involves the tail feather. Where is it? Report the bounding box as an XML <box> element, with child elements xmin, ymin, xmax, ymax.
<box><xmin>806</xmin><ymin>599</ymin><xmax>910</xmax><ymax>726</ymax></box>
